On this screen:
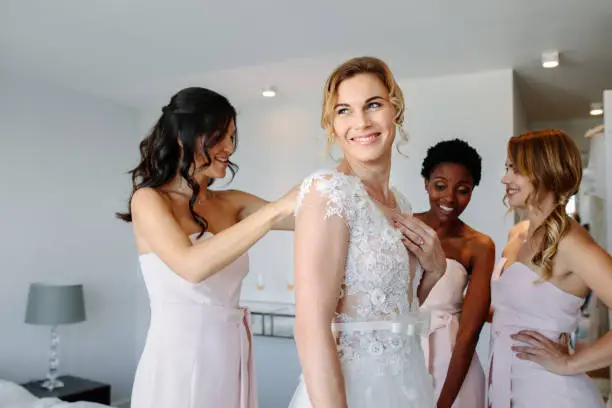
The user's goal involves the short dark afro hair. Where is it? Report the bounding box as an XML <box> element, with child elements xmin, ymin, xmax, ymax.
<box><xmin>421</xmin><ymin>138</ymin><xmax>482</xmax><ymax>186</ymax></box>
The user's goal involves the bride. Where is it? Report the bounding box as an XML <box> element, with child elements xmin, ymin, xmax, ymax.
<box><xmin>289</xmin><ymin>56</ymin><xmax>446</xmax><ymax>408</ymax></box>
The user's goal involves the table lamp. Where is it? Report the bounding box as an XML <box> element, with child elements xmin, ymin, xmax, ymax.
<box><xmin>25</xmin><ymin>283</ymin><xmax>86</xmax><ymax>391</ymax></box>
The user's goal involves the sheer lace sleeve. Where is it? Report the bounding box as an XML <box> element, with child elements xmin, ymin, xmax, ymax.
<box><xmin>293</xmin><ymin>171</ymin><xmax>352</xmax><ymax>406</ymax></box>
<box><xmin>295</xmin><ymin>170</ymin><xmax>355</xmax><ymax>224</ymax></box>
<box><xmin>294</xmin><ymin>170</ymin><xmax>355</xmax><ymax>313</ymax></box>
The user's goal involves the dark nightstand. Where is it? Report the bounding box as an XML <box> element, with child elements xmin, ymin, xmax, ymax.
<box><xmin>21</xmin><ymin>375</ymin><xmax>111</xmax><ymax>405</ymax></box>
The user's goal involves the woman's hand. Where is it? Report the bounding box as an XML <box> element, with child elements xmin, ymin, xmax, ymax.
<box><xmin>392</xmin><ymin>213</ymin><xmax>446</xmax><ymax>277</ymax></box>
<box><xmin>274</xmin><ymin>183</ymin><xmax>300</xmax><ymax>217</ymax></box>
<box><xmin>511</xmin><ymin>330</ymin><xmax>573</xmax><ymax>375</ymax></box>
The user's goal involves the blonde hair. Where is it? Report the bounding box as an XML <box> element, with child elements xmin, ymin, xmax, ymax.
<box><xmin>507</xmin><ymin>129</ymin><xmax>582</xmax><ymax>280</ymax></box>
<box><xmin>321</xmin><ymin>57</ymin><xmax>406</xmax><ymax>152</ymax></box>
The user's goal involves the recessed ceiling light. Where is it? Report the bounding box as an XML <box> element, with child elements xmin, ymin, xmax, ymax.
<box><xmin>541</xmin><ymin>51</ymin><xmax>559</xmax><ymax>68</ymax></box>
<box><xmin>590</xmin><ymin>102</ymin><xmax>603</xmax><ymax>116</ymax></box>
<box><xmin>262</xmin><ymin>87</ymin><xmax>276</xmax><ymax>98</ymax></box>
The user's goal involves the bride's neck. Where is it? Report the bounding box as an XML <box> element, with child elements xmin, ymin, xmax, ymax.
<box><xmin>340</xmin><ymin>156</ymin><xmax>392</xmax><ymax>200</ymax></box>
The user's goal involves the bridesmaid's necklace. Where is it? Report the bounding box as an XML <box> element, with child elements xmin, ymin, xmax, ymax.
<box><xmin>195</xmin><ymin>190</ymin><xmax>212</xmax><ymax>205</ymax></box>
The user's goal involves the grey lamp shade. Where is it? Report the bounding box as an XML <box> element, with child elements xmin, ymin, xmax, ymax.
<box><xmin>25</xmin><ymin>283</ymin><xmax>86</xmax><ymax>325</ymax></box>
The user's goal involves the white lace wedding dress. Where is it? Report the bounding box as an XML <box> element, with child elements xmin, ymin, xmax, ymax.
<box><xmin>288</xmin><ymin>170</ymin><xmax>435</xmax><ymax>408</ymax></box>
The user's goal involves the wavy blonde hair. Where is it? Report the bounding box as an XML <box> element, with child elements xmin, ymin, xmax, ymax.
<box><xmin>507</xmin><ymin>129</ymin><xmax>582</xmax><ymax>280</ymax></box>
<box><xmin>321</xmin><ymin>57</ymin><xmax>406</xmax><ymax>152</ymax></box>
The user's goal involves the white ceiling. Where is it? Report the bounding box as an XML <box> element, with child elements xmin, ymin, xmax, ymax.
<box><xmin>1</xmin><ymin>0</ymin><xmax>611</xmax><ymax>121</ymax></box>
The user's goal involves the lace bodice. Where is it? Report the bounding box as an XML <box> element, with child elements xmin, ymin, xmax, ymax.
<box><xmin>296</xmin><ymin>170</ymin><xmax>423</xmax><ymax>323</ymax></box>
<box><xmin>292</xmin><ymin>169</ymin><xmax>433</xmax><ymax>403</ymax></box>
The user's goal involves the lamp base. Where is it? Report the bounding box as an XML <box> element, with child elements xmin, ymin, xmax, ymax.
<box><xmin>40</xmin><ymin>377</ymin><xmax>64</xmax><ymax>391</ymax></box>
<box><xmin>41</xmin><ymin>325</ymin><xmax>63</xmax><ymax>391</ymax></box>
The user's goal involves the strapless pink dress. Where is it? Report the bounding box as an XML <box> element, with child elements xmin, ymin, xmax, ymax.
<box><xmin>487</xmin><ymin>258</ymin><xmax>605</xmax><ymax>408</ymax></box>
<box><xmin>420</xmin><ymin>259</ymin><xmax>485</xmax><ymax>407</ymax></box>
<box><xmin>131</xmin><ymin>232</ymin><xmax>256</xmax><ymax>408</ymax></box>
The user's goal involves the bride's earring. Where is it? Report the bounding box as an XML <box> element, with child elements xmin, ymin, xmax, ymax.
<box><xmin>395</xmin><ymin>124</ymin><xmax>410</xmax><ymax>157</ymax></box>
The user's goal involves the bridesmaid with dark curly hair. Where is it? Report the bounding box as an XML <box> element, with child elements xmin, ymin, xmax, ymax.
<box><xmin>417</xmin><ymin>139</ymin><xmax>494</xmax><ymax>408</ymax></box>
<box><xmin>117</xmin><ymin>87</ymin><xmax>296</xmax><ymax>408</ymax></box>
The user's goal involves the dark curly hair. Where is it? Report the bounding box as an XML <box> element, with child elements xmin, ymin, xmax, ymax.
<box><xmin>115</xmin><ymin>87</ymin><xmax>238</xmax><ymax>237</ymax></box>
<box><xmin>421</xmin><ymin>138</ymin><xmax>482</xmax><ymax>186</ymax></box>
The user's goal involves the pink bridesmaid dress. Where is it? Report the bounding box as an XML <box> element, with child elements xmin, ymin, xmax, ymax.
<box><xmin>130</xmin><ymin>232</ymin><xmax>257</xmax><ymax>408</ymax></box>
<box><xmin>488</xmin><ymin>258</ymin><xmax>605</xmax><ymax>408</ymax></box>
<box><xmin>420</xmin><ymin>258</ymin><xmax>486</xmax><ymax>407</ymax></box>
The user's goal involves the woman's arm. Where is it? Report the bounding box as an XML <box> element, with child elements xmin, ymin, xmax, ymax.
<box><xmin>437</xmin><ymin>237</ymin><xmax>495</xmax><ymax>408</ymax></box>
<box><xmin>512</xmin><ymin>226</ymin><xmax>612</xmax><ymax>375</ymax></box>
<box><xmin>227</xmin><ymin>187</ymin><xmax>298</xmax><ymax>231</ymax></box>
<box><xmin>131</xmin><ymin>187</ymin><xmax>294</xmax><ymax>283</ymax></box>
<box><xmin>293</xmin><ymin>179</ymin><xmax>349</xmax><ymax>408</ymax></box>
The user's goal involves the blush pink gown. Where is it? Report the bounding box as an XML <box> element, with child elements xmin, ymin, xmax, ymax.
<box><xmin>420</xmin><ymin>259</ymin><xmax>485</xmax><ymax>408</ymax></box>
<box><xmin>487</xmin><ymin>258</ymin><xmax>605</xmax><ymax>408</ymax></box>
<box><xmin>131</xmin><ymin>232</ymin><xmax>257</xmax><ymax>408</ymax></box>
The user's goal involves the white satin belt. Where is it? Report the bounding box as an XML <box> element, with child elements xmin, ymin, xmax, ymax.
<box><xmin>331</xmin><ymin>311</ymin><xmax>430</xmax><ymax>336</ymax></box>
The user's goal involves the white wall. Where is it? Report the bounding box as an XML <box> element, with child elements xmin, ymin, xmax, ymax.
<box><xmin>0</xmin><ymin>72</ymin><xmax>140</xmax><ymax>403</ymax></box>
<box><xmin>513</xmin><ymin>71</ymin><xmax>528</xmax><ymax>136</ymax></box>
